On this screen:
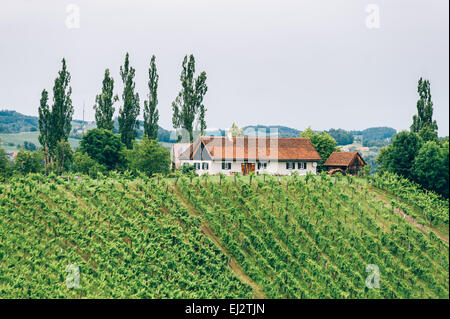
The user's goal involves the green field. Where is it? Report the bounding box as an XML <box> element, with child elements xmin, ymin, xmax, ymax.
<box><xmin>0</xmin><ymin>132</ymin><xmax>80</xmax><ymax>152</ymax></box>
<box><xmin>0</xmin><ymin>132</ymin><xmax>174</xmax><ymax>153</ymax></box>
<box><xmin>0</xmin><ymin>173</ymin><xmax>448</xmax><ymax>298</ymax></box>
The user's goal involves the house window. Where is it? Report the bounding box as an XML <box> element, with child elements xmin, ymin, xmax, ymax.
<box><xmin>194</xmin><ymin>162</ymin><xmax>200</xmax><ymax>170</ymax></box>
<box><xmin>298</xmin><ymin>162</ymin><xmax>307</xmax><ymax>169</ymax></box>
<box><xmin>222</xmin><ymin>162</ymin><xmax>231</xmax><ymax>170</ymax></box>
<box><xmin>202</xmin><ymin>162</ymin><xmax>209</xmax><ymax>170</ymax></box>
<box><xmin>258</xmin><ymin>162</ymin><xmax>267</xmax><ymax>169</ymax></box>
<box><xmin>286</xmin><ymin>162</ymin><xmax>295</xmax><ymax>170</ymax></box>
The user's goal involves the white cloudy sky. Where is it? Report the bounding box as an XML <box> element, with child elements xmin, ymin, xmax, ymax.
<box><xmin>0</xmin><ymin>0</ymin><xmax>448</xmax><ymax>135</ymax></box>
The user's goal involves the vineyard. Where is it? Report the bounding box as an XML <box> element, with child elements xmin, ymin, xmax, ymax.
<box><xmin>0</xmin><ymin>173</ymin><xmax>253</xmax><ymax>298</ymax></box>
<box><xmin>368</xmin><ymin>172</ymin><xmax>449</xmax><ymax>237</ymax></box>
<box><xmin>177</xmin><ymin>173</ymin><xmax>449</xmax><ymax>298</ymax></box>
<box><xmin>0</xmin><ymin>172</ymin><xmax>448</xmax><ymax>298</ymax></box>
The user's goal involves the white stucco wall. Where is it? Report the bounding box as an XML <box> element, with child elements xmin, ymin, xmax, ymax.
<box><xmin>179</xmin><ymin>160</ymin><xmax>317</xmax><ymax>176</ymax></box>
<box><xmin>271</xmin><ymin>161</ymin><xmax>317</xmax><ymax>175</ymax></box>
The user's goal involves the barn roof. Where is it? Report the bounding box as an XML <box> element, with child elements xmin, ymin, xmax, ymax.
<box><xmin>324</xmin><ymin>152</ymin><xmax>365</xmax><ymax>167</ymax></box>
<box><xmin>178</xmin><ymin>136</ymin><xmax>322</xmax><ymax>161</ymax></box>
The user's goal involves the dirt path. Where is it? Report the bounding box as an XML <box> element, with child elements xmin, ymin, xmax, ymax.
<box><xmin>370</xmin><ymin>187</ymin><xmax>449</xmax><ymax>244</ymax></box>
<box><xmin>391</xmin><ymin>204</ymin><xmax>449</xmax><ymax>244</ymax></box>
<box><xmin>171</xmin><ymin>183</ymin><xmax>266</xmax><ymax>299</ymax></box>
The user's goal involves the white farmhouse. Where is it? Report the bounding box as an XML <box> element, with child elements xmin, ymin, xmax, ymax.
<box><xmin>175</xmin><ymin>136</ymin><xmax>322</xmax><ymax>176</ymax></box>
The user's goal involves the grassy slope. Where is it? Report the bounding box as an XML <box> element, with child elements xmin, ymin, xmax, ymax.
<box><xmin>0</xmin><ymin>132</ymin><xmax>173</xmax><ymax>152</ymax></box>
<box><xmin>0</xmin><ymin>174</ymin><xmax>448</xmax><ymax>298</ymax></box>
<box><xmin>0</xmin><ymin>132</ymin><xmax>80</xmax><ymax>152</ymax></box>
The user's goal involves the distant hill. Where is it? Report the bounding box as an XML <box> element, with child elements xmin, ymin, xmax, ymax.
<box><xmin>0</xmin><ymin>110</ymin><xmax>173</xmax><ymax>142</ymax></box>
<box><xmin>174</xmin><ymin>125</ymin><xmax>301</xmax><ymax>140</ymax></box>
<box><xmin>0</xmin><ymin>109</ymin><xmax>95</xmax><ymax>136</ymax></box>
<box><xmin>243</xmin><ymin>125</ymin><xmax>300</xmax><ymax>137</ymax></box>
<box><xmin>112</xmin><ymin>118</ymin><xmax>173</xmax><ymax>142</ymax></box>
<box><xmin>0</xmin><ymin>109</ymin><xmax>398</xmax><ymax>146</ymax></box>
<box><xmin>351</xmin><ymin>127</ymin><xmax>397</xmax><ymax>141</ymax></box>
<box><xmin>186</xmin><ymin>125</ymin><xmax>301</xmax><ymax>138</ymax></box>
<box><xmin>326</xmin><ymin>128</ymin><xmax>354</xmax><ymax>145</ymax></box>
<box><xmin>0</xmin><ymin>110</ymin><xmax>38</xmax><ymax>133</ymax></box>
<box><xmin>0</xmin><ymin>131</ymin><xmax>81</xmax><ymax>153</ymax></box>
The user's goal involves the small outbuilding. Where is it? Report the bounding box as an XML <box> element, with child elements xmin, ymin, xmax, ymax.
<box><xmin>324</xmin><ymin>151</ymin><xmax>366</xmax><ymax>175</ymax></box>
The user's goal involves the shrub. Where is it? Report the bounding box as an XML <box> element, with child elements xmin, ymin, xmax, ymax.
<box><xmin>73</xmin><ymin>152</ymin><xmax>106</xmax><ymax>178</ymax></box>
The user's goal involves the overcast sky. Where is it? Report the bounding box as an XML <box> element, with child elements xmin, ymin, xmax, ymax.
<box><xmin>1</xmin><ymin>0</ymin><xmax>448</xmax><ymax>135</ymax></box>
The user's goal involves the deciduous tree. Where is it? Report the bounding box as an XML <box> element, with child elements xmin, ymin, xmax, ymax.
<box><xmin>79</xmin><ymin>128</ymin><xmax>125</xmax><ymax>170</ymax></box>
<box><xmin>54</xmin><ymin>139</ymin><xmax>73</xmax><ymax>175</ymax></box>
<box><xmin>172</xmin><ymin>55</ymin><xmax>208</xmax><ymax>142</ymax></box>
<box><xmin>73</xmin><ymin>152</ymin><xmax>106</xmax><ymax>177</ymax></box>
<box><xmin>38</xmin><ymin>89</ymin><xmax>51</xmax><ymax>171</ymax></box>
<box><xmin>411</xmin><ymin>78</ymin><xmax>438</xmax><ymax>139</ymax></box>
<box><xmin>376</xmin><ymin>131</ymin><xmax>422</xmax><ymax>179</ymax></box>
<box><xmin>14</xmin><ymin>149</ymin><xmax>44</xmax><ymax>174</ymax></box>
<box><xmin>125</xmin><ymin>136</ymin><xmax>170</xmax><ymax>176</ymax></box>
<box><xmin>229</xmin><ymin>123</ymin><xmax>244</xmax><ymax>137</ymax></box>
<box><xmin>0</xmin><ymin>145</ymin><xmax>10</xmax><ymax>179</ymax></box>
<box><xmin>118</xmin><ymin>53</ymin><xmax>140</xmax><ymax>148</ymax></box>
<box><xmin>49</xmin><ymin>58</ymin><xmax>73</xmax><ymax>154</ymax></box>
<box><xmin>143</xmin><ymin>55</ymin><xmax>159</xmax><ymax>140</ymax></box>
<box><xmin>38</xmin><ymin>59</ymin><xmax>73</xmax><ymax>171</ymax></box>
<box><xmin>412</xmin><ymin>141</ymin><xmax>449</xmax><ymax>198</ymax></box>
<box><xmin>94</xmin><ymin>69</ymin><xmax>118</xmax><ymax>131</ymax></box>
<box><xmin>300</xmin><ymin>127</ymin><xmax>338</xmax><ymax>170</ymax></box>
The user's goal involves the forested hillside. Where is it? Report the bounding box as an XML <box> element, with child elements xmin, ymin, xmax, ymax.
<box><xmin>352</xmin><ymin>127</ymin><xmax>397</xmax><ymax>142</ymax></box>
<box><xmin>0</xmin><ymin>110</ymin><xmax>38</xmax><ymax>133</ymax></box>
<box><xmin>0</xmin><ymin>110</ymin><xmax>400</xmax><ymax>146</ymax></box>
<box><xmin>243</xmin><ymin>125</ymin><xmax>301</xmax><ymax>138</ymax></box>
<box><xmin>0</xmin><ymin>110</ymin><xmax>173</xmax><ymax>143</ymax></box>
<box><xmin>0</xmin><ymin>173</ymin><xmax>447</xmax><ymax>298</ymax></box>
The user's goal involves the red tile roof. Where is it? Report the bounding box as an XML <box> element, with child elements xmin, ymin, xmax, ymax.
<box><xmin>324</xmin><ymin>152</ymin><xmax>365</xmax><ymax>167</ymax></box>
<box><xmin>178</xmin><ymin>136</ymin><xmax>322</xmax><ymax>161</ymax></box>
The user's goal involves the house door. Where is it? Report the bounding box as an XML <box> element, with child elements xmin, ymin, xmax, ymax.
<box><xmin>241</xmin><ymin>163</ymin><xmax>255</xmax><ymax>175</ymax></box>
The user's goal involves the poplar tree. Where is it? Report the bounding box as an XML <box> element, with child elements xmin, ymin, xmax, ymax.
<box><xmin>38</xmin><ymin>89</ymin><xmax>50</xmax><ymax>150</ymax></box>
<box><xmin>172</xmin><ymin>54</ymin><xmax>208</xmax><ymax>142</ymax></box>
<box><xmin>52</xmin><ymin>59</ymin><xmax>73</xmax><ymax>147</ymax></box>
<box><xmin>38</xmin><ymin>89</ymin><xmax>51</xmax><ymax>171</ymax></box>
<box><xmin>38</xmin><ymin>58</ymin><xmax>73</xmax><ymax>160</ymax></box>
<box><xmin>143</xmin><ymin>55</ymin><xmax>159</xmax><ymax>140</ymax></box>
<box><xmin>118</xmin><ymin>53</ymin><xmax>140</xmax><ymax>149</ymax></box>
<box><xmin>94</xmin><ymin>69</ymin><xmax>118</xmax><ymax>131</ymax></box>
<box><xmin>50</xmin><ymin>58</ymin><xmax>73</xmax><ymax>153</ymax></box>
<box><xmin>411</xmin><ymin>78</ymin><xmax>438</xmax><ymax>134</ymax></box>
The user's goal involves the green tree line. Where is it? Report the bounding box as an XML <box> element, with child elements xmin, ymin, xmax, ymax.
<box><xmin>377</xmin><ymin>78</ymin><xmax>449</xmax><ymax>198</ymax></box>
<box><xmin>1</xmin><ymin>53</ymin><xmax>210</xmax><ymax>179</ymax></box>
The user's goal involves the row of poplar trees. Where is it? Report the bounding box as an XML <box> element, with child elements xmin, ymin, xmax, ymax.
<box><xmin>38</xmin><ymin>53</ymin><xmax>208</xmax><ymax>170</ymax></box>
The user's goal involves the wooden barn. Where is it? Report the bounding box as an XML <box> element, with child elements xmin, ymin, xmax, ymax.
<box><xmin>324</xmin><ymin>152</ymin><xmax>366</xmax><ymax>175</ymax></box>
